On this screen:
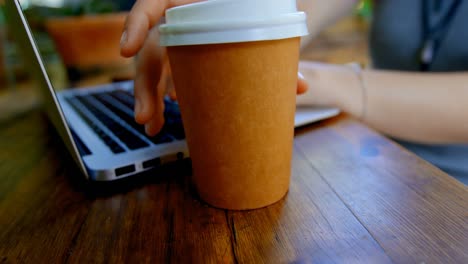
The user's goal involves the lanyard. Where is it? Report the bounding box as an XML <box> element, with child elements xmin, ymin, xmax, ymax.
<box><xmin>419</xmin><ymin>0</ymin><xmax>461</xmax><ymax>71</ymax></box>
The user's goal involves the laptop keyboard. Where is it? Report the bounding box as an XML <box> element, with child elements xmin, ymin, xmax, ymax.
<box><xmin>67</xmin><ymin>97</ymin><xmax>126</xmax><ymax>153</ymax></box>
<box><xmin>66</xmin><ymin>88</ymin><xmax>185</xmax><ymax>154</ymax></box>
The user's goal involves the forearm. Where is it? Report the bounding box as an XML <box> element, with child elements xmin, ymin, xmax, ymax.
<box><xmin>297</xmin><ymin>0</ymin><xmax>359</xmax><ymax>49</ymax></box>
<box><xmin>352</xmin><ymin>70</ymin><xmax>468</xmax><ymax>144</ymax></box>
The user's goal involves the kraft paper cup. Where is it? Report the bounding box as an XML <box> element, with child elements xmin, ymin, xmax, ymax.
<box><xmin>160</xmin><ymin>0</ymin><xmax>308</xmax><ymax>209</ymax></box>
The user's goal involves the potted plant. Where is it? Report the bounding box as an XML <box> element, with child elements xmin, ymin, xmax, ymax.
<box><xmin>39</xmin><ymin>0</ymin><xmax>131</xmax><ymax>69</ymax></box>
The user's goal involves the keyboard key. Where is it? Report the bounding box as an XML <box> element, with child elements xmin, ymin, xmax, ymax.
<box><xmin>66</xmin><ymin>98</ymin><xmax>125</xmax><ymax>154</ymax></box>
<box><xmin>108</xmin><ymin>89</ymin><xmax>186</xmax><ymax>140</ymax></box>
<box><xmin>70</xmin><ymin>129</ymin><xmax>92</xmax><ymax>156</ymax></box>
<box><xmin>76</xmin><ymin>96</ymin><xmax>149</xmax><ymax>150</ymax></box>
<box><xmin>109</xmin><ymin>90</ymin><xmax>135</xmax><ymax>109</ymax></box>
<box><xmin>92</xmin><ymin>93</ymin><xmax>174</xmax><ymax>144</ymax></box>
<box><xmin>163</xmin><ymin>100</ymin><xmax>186</xmax><ymax>140</ymax></box>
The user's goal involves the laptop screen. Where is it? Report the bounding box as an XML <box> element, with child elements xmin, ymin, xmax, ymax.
<box><xmin>15</xmin><ymin>0</ymin><xmax>134</xmax><ymax>91</ymax></box>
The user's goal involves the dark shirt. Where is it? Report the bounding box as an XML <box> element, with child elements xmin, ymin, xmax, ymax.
<box><xmin>369</xmin><ymin>0</ymin><xmax>468</xmax><ymax>184</ymax></box>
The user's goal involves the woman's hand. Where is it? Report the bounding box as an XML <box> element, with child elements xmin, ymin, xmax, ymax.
<box><xmin>120</xmin><ymin>0</ymin><xmax>204</xmax><ymax>136</ymax></box>
<box><xmin>121</xmin><ymin>0</ymin><xmax>309</xmax><ymax>136</ymax></box>
<box><xmin>296</xmin><ymin>61</ymin><xmax>364</xmax><ymax>118</ymax></box>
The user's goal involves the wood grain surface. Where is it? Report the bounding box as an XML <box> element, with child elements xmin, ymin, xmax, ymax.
<box><xmin>1</xmin><ymin>111</ymin><xmax>467</xmax><ymax>263</ymax></box>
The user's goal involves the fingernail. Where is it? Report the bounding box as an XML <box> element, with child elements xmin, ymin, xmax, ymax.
<box><xmin>298</xmin><ymin>72</ymin><xmax>305</xmax><ymax>80</ymax></box>
<box><xmin>120</xmin><ymin>30</ymin><xmax>128</xmax><ymax>47</ymax></box>
<box><xmin>145</xmin><ymin>124</ymin><xmax>151</xmax><ymax>135</ymax></box>
<box><xmin>134</xmin><ymin>98</ymin><xmax>141</xmax><ymax>116</ymax></box>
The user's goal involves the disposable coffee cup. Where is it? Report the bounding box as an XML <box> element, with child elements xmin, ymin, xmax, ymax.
<box><xmin>159</xmin><ymin>0</ymin><xmax>308</xmax><ymax>210</ymax></box>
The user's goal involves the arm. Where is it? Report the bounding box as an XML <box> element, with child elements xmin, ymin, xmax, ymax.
<box><xmin>297</xmin><ymin>0</ymin><xmax>360</xmax><ymax>49</ymax></box>
<box><xmin>297</xmin><ymin>61</ymin><xmax>468</xmax><ymax>144</ymax></box>
<box><xmin>361</xmin><ymin>70</ymin><xmax>468</xmax><ymax>144</ymax></box>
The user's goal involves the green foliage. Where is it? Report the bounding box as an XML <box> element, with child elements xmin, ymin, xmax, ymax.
<box><xmin>63</xmin><ymin>0</ymin><xmax>117</xmax><ymax>16</ymax></box>
<box><xmin>21</xmin><ymin>0</ymin><xmax>117</xmax><ymax>31</ymax></box>
<box><xmin>26</xmin><ymin>0</ymin><xmax>117</xmax><ymax>18</ymax></box>
<box><xmin>356</xmin><ymin>0</ymin><xmax>373</xmax><ymax>20</ymax></box>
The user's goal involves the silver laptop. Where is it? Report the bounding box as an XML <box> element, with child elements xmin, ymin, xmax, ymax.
<box><xmin>6</xmin><ymin>0</ymin><xmax>339</xmax><ymax>181</ymax></box>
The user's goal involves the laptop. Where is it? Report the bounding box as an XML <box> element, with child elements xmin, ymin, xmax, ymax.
<box><xmin>6</xmin><ymin>0</ymin><xmax>340</xmax><ymax>181</ymax></box>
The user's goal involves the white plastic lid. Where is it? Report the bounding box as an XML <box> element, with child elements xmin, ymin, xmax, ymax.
<box><xmin>159</xmin><ymin>0</ymin><xmax>308</xmax><ymax>46</ymax></box>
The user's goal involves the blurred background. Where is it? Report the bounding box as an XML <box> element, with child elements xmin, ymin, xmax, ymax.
<box><xmin>0</xmin><ymin>0</ymin><xmax>371</xmax><ymax>121</ymax></box>
<box><xmin>0</xmin><ymin>0</ymin><xmax>136</xmax><ymax>120</ymax></box>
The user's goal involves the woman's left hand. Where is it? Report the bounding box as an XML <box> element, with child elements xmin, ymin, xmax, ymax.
<box><xmin>296</xmin><ymin>61</ymin><xmax>364</xmax><ymax>117</ymax></box>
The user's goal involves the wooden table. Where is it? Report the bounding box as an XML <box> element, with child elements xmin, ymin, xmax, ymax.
<box><xmin>1</xmin><ymin>111</ymin><xmax>467</xmax><ymax>263</ymax></box>
<box><xmin>1</xmin><ymin>17</ymin><xmax>467</xmax><ymax>263</ymax></box>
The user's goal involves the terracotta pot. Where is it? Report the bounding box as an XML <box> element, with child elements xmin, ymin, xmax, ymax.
<box><xmin>45</xmin><ymin>12</ymin><xmax>131</xmax><ymax>68</ymax></box>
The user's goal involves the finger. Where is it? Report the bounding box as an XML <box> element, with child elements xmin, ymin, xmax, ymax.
<box><xmin>145</xmin><ymin>101</ymin><xmax>165</xmax><ymax>136</ymax></box>
<box><xmin>121</xmin><ymin>0</ymin><xmax>170</xmax><ymax>57</ymax></box>
<box><xmin>134</xmin><ymin>74</ymin><xmax>157</xmax><ymax>125</ymax></box>
<box><xmin>163</xmin><ymin>56</ymin><xmax>177</xmax><ymax>100</ymax></box>
<box><xmin>145</xmin><ymin>63</ymin><xmax>169</xmax><ymax>136</ymax></box>
<box><xmin>168</xmin><ymin>85</ymin><xmax>177</xmax><ymax>101</ymax></box>
<box><xmin>134</xmin><ymin>29</ymin><xmax>164</xmax><ymax>124</ymax></box>
<box><xmin>121</xmin><ymin>0</ymin><xmax>205</xmax><ymax>57</ymax></box>
<box><xmin>296</xmin><ymin>69</ymin><xmax>316</xmax><ymax>106</ymax></box>
<box><xmin>297</xmin><ymin>71</ymin><xmax>308</xmax><ymax>94</ymax></box>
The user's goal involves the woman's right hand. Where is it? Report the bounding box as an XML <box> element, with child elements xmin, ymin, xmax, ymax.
<box><xmin>120</xmin><ymin>0</ymin><xmax>204</xmax><ymax>136</ymax></box>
